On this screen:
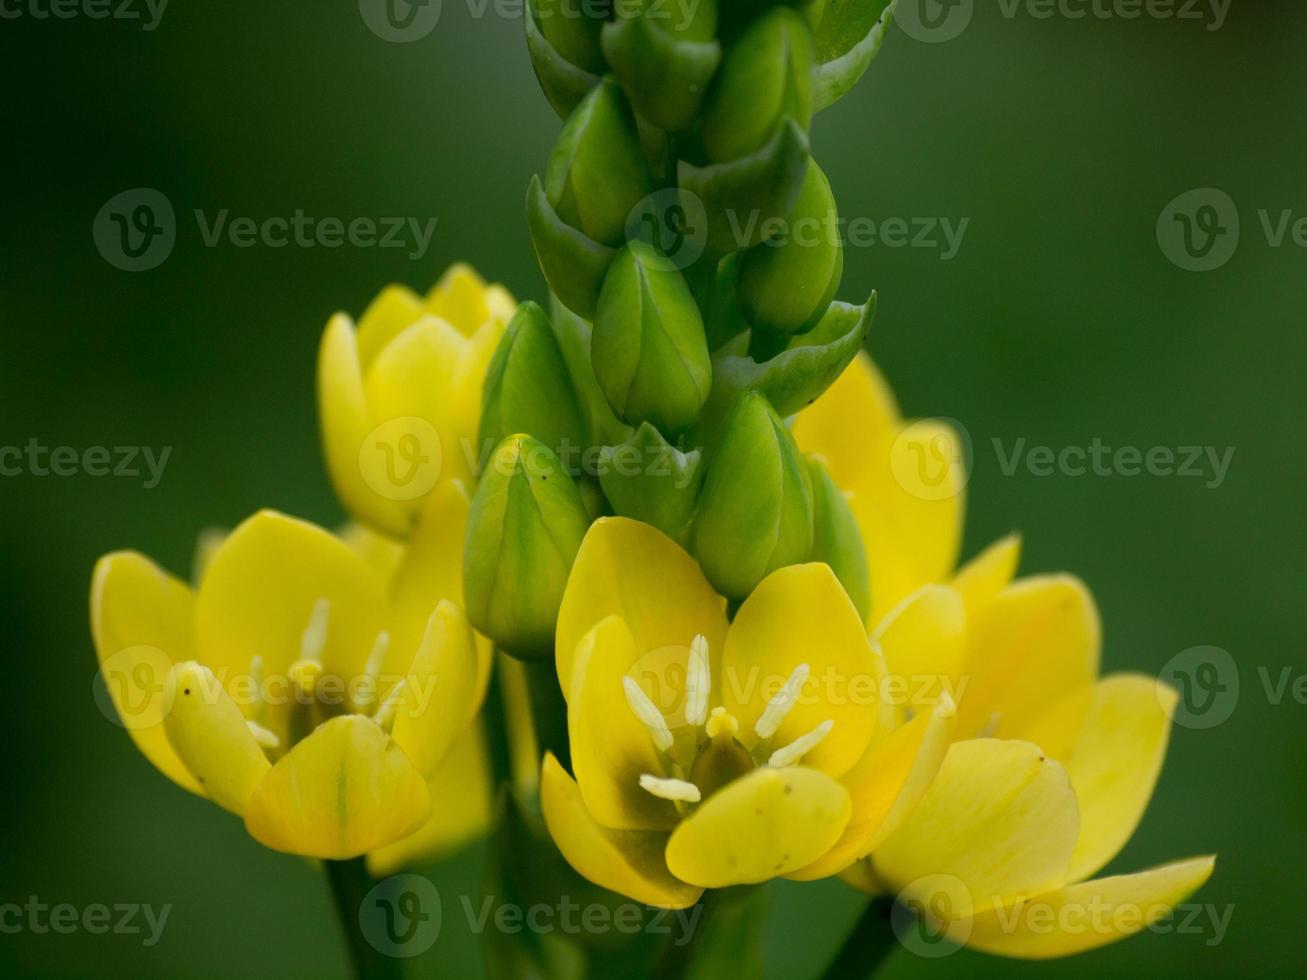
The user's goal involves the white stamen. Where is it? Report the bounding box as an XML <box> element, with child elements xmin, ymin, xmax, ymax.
<box><xmin>623</xmin><ymin>677</ymin><xmax>674</xmax><ymax>752</ymax></box>
<box><xmin>354</xmin><ymin>631</ymin><xmax>390</xmax><ymax>709</ymax></box>
<box><xmin>299</xmin><ymin>596</ymin><xmax>330</xmax><ymax>664</ymax></box>
<box><xmin>373</xmin><ymin>678</ymin><xmax>407</xmax><ymax>731</ymax></box>
<box><xmin>768</xmin><ymin>719</ymin><xmax>834</xmax><ymax>768</ymax></box>
<box><xmin>754</xmin><ymin>663</ymin><xmax>810</xmax><ymax>740</ymax></box>
<box><xmin>639</xmin><ymin>774</ymin><xmax>702</xmax><ymax>803</ymax></box>
<box><xmin>978</xmin><ymin>710</ymin><xmax>1001</xmax><ymax>739</ymax></box>
<box><xmin>246</xmin><ymin>719</ymin><xmax>280</xmax><ymax>750</ymax></box>
<box><xmin>684</xmin><ymin>634</ymin><xmax>711</xmax><ymax>727</ymax></box>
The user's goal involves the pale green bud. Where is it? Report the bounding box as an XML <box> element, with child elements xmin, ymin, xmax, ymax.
<box><xmin>808</xmin><ymin>455</ymin><xmax>870</xmax><ymax>622</ymax></box>
<box><xmin>463</xmin><ymin>435</ymin><xmax>590</xmax><ymax>659</ymax></box>
<box><xmin>592</xmin><ymin>241</ymin><xmax>713</xmax><ymax>435</ymax></box>
<box><xmin>536</xmin><ymin>0</ymin><xmax>609</xmax><ymax>73</ymax></box>
<box><xmin>693</xmin><ymin>391</ymin><xmax>814</xmax><ymax>599</ymax></box>
<box><xmin>598</xmin><ymin>422</ymin><xmax>705</xmax><ymax>542</ymax></box>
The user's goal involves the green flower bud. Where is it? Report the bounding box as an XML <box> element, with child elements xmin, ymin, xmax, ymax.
<box><xmin>536</xmin><ymin>0</ymin><xmax>609</xmax><ymax>73</ymax></box>
<box><xmin>526</xmin><ymin>175</ymin><xmax>614</xmax><ymax>319</ymax></box>
<box><xmin>545</xmin><ymin>80</ymin><xmax>653</xmax><ymax>248</ymax></box>
<box><xmin>693</xmin><ymin>391</ymin><xmax>814</xmax><ymax>599</ymax></box>
<box><xmin>598</xmin><ymin>422</ymin><xmax>705</xmax><ymax>542</ymax></box>
<box><xmin>700</xmin><ymin>8</ymin><xmax>813</xmax><ymax>163</ymax></box>
<box><xmin>479</xmin><ymin>302</ymin><xmax>587</xmax><ymax>465</ymax></box>
<box><xmin>592</xmin><ymin>241</ymin><xmax>712</xmax><ymax>435</ymax></box>
<box><xmin>601</xmin><ymin>0</ymin><xmax>722</xmax><ymax>133</ymax></box>
<box><xmin>463</xmin><ymin>435</ymin><xmax>590</xmax><ymax>659</ymax></box>
<box><xmin>738</xmin><ymin>158</ymin><xmax>843</xmax><ymax>337</ymax></box>
<box><xmin>548</xmin><ymin>293</ymin><xmax>633</xmax><ymax>448</ymax></box>
<box><xmin>524</xmin><ymin>0</ymin><xmax>603</xmax><ymax>119</ymax></box>
<box><xmin>807</xmin><ymin>455</ymin><xmax>870</xmax><ymax>622</ymax></box>
<box><xmin>810</xmin><ymin>0</ymin><xmax>896</xmax><ymax>111</ymax></box>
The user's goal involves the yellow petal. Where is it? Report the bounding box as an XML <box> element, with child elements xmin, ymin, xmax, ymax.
<box><xmin>789</xmin><ymin>697</ymin><xmax>955</xmax><ymax>882</ymax></box>
<box><xmin>540</xmin><ymin>753</ymin><xmax>702</xmax><ymax>910</ymax></box>
<box><xmin>244</xmin><ymin>715</ymin><xmax>430</xmax><ymax>859</ymax></box>
<box><xmin>568</xmin><ymin>616</ymin><xmax>679</xmax><ymax>831</ymax></box>
<box><xmin>318</xmin><ymin>313</ymin><xmax>412</xmax><ymax>537</ymax></box>
<box><xmin>90</xmin><ymin>552</ymin><xmax>201</xmax><ymax>794</ymax></box>
<box><xmin>339</xmin><ymin>522</ymin><xmax>406</xmax><ymax>586</ymax></box>
<box><xmin>955</xmin><ymin>575</ymin><xmax>1101</xmax><ymax>743</ymax></box>
<box><xmin>958</xmin><ymin>856</ymin><xmax>1216</xmax><ymax>959</ymax></box>
<box><xmin>872</xmin><ymin>740</ymin><xmax>1080</xmax><ymax>915</ymax></box>
<box><xmin>163</xmin><ymin>662</ymin><xmax>271</xmax><ymax>814</ymax></box>
<box><xmin>195</xmin><ymin>511</ymin><xmax>388</xmax><ymax>742</ymax></box>
<box><xmin>720</xmin><ymin>564</ymin><xmax>878</xmax><ymax>778</ymax></box>
<box><xmin>792</xmin><ymin>352</ymin><xmax>901</xmax><ymax>494</ymax></box>
<box><xmin>390</xmin><ymin>601</ymin><xmax>485</xmax><ymax>779</ymax></box>
<box><xmin>355</xmin><ymin>284</ymin><xmax>426</xmax><ymax>370</ymax></box>
<box><xmin>872</xmin><ymin>585</ymin><xmax>966</xmax><ymax>711</ymax></box>
<box><xmin>555</xmin><ymin>517</ymin><xmax>728</xmax><ymax>701</ymax></box>
<box><xmin>367</xmin><ymin>721</ymin><xmax>494</xmax><ymax>877</ymax></box>
<box><xmin>1060</xmin><ymin>675</ymin><xmax>1178</xmax><ymax>882</ymax></box>
<box><xmin>664</xmin><ymin>766</ymin><xmax>852</xmax><ymax>888</ymax></box>
<box><xmin>951</xmin><ymin>533</ymin><xmax>1021</xmax><ymax>616</ymax></box>
<box><xmin>425</xmin><ymin>263</ymin><xmax>497</xmax><ymax>337</ymax></box>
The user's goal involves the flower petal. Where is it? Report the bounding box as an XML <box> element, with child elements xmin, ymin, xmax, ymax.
<box><xmin>425</xmin><ymin>263</ymin><xmax>509</xmax><ymax>337</ymax></box>
<box><xmin>367</xmin><ymin>722</ymin><xmax>495</xmax><ymax>877</ymax></box>
<box><xmin>555</xmin><ymin>517</ymin><xmax>728</xmax><ymax>699</ymax></box>
<box><xmin>664</xmin><ymin>766</ymin><xmax>852</xmax><ymax>888</ymax></box>
<box><xmin>194</xmin><ymin>511</ymin><xmax>388</xmax><ymax>743</ymax></box>
<box><xmin>568</xmin><ymin>616</ymin><xmax>679</xmax><ymax>831</ymax></box>
<box><xmin>390</xmin><ymin>601</ymin><xmax>485</xmax><ymax>779</ymax></box>
<box><xmin>955</xmin><ymin>575</ymin><xmax>1101</xmax><ymax>743</ymax></box>
<box><xmin>951</xmin><ymin>533</ymin><xmax>1021</xmax><ymax>616</ymax></box>
<box><xmin>872</xmin><ymin>584</ymin><xmax>966</xmax><ymax>711</ymax></box>
<box><xmin>90</xmin><ymin>552</ymin><xmax>201</xmax><ymax>794</ymax></box>
<box><xmin>720</xmin><ymin>563</ymin><xmax>878</xmax><ymax>778</ymax></box>
<box><xmin>355</xmin><ymin>284</ymin><xmax>426</xmax><ymax>370</ymax></box>
<box><xmin>792</xmin><ymin>352</ymin><xmax>900</xmax><ymax>494</ymax></box>
<box><xmin>318</xmin><ymin>314</ymin><xmax>412</xmax><ymax>536</ymax></box>
<box><xmin>1060</xmin><ymin>675</ymin><xmax>1178</xmax><ymax>882</ymax></box>
<box><xmin>163</xmin><ymin>662</ymin><xmax>271</xmax><ymax>814</ymax></box>
<box><xmin>244</xmin><ymin>715</ymin><xmax>430</xmax><ymax>859</ymax></box>
<box><xmin>541</xmin><ymin>753</ymin><xmax>702</xmax><ymax>910</ymax></box>
<box><xmin>957</xmin><ymin>857</ymin><xmax>1216</xmax><ymax>959</ymax></box>
<box><xmin>872</xmin><ymin>740</ymin><xmax>1079</xmax><ymax>915</ymax></box>
<box><xmin>789</xmin><ymin>697</ymin><xmax>955</xmax><ymax>882</ymax></box>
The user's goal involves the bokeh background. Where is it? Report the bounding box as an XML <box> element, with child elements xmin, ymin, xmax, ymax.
<box><xmin>3</xmin><ymin>1</ymin><xmax>1304</xmax><ymax>977</ymax></box>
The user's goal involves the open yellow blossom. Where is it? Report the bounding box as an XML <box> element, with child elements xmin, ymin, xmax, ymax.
<box><xmin>318</xmin><ymin>263</ymin><xmax>516</xmax><ymax>537</ymax></box>
<box><xmin>540</xmin><ymin>517</ymin><xmax>955</xmax><ymax>909</ymax></box>
<box><xmin>90</xmin><ymin>498</ymin><xmax>490</xmax><ymax>860</ymax></box>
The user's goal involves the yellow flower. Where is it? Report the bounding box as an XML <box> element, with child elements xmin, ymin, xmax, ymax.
<box><xmin>318</xmin><ymin>263</ymin><xmax>516</xmax><ymax>538</ymax></box>
<box><xmin>539</xmin><ymin>517</ymin><xmax>954</xmax><ymax>909</ymax></box>
<box><xmin>90</xmin><ymin>491</ymin><xmax>490</xmax><ymax>861</ymax></box>
<box><xmin>798</xmin><ymin>354</ymin><xmax>1215</xmax><ymax>957</ymax></box>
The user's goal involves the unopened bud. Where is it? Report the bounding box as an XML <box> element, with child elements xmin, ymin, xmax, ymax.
<box><xmin>807</xmin><ymin>455</ymin><xmax>870</xmax><ymax>622</ymax></box>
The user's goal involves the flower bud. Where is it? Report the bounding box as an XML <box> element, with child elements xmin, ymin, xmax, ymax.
<box><xmin>738</xmin><ymin>158</ymin><xmax>843</xmax><ymax>337</ymax></box>
<box><xmin>545</xmin><ymin>80</ymin><xmax>653</xmax><ymax>248</ymax></box>
<box><xmin>693</xmin><ymin>391</ymin><xmax>814</xmax><ymax>599</ymax></box>
<box><xmin>809</xmin><ymin>0</ymin><xmax>896</xmax><ymax>111</ymax></box>
<box><xmin>601</xmin><ymin>0</ymin><xmax>722</xmax><ymax>133</ymax></box>
<box><xmin>479</xmin><ymin>302</ymin><xmax>586</xmax><ymax>465</ymax></box>
<box><xmin>592</xmin><ymin>241</ymin><xmax>713</xmax><ymax>435</ymax></box>
<box><xmin>525</xmin><ymin>0</ymin><xmax>604</xmax><ymax>119</ymax></box>
<box><xmin>598</xmin><ymin>422</ymin><xmax>705</xmax><ymax>542</ymax></box>
<box><xmin>807</xmin><ymin>455</ymin><xmax>870</xmax><ymax>622</ymax></box>
<box><xmin>700</xmin><ymin>8</ymin><xmax>814</xmax><ymax>163</ymax></box>
<box><xmin>463</xmin><ymin>435</ymin><xmax>590</xmax><ymax>659</ymax></box>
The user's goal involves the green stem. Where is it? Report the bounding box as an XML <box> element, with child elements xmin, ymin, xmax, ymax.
<box><xmin>818</xmin><ymin>897</ymin><xmax>898</xmax><ymax>980</ymax></box>
<box><xmin>650</xmin><ymin>888</ymin><xmax>723</xmax><ymax>980</ymax></box>
<box><xmin>324</xmin><ymin>857</ymin><xmax>403</xmax><ymax>980</ymax></box>
<box><xmin>523</xmin><ymin>657</ymin><xmax>570</xmax><ymax>771</ymax></box>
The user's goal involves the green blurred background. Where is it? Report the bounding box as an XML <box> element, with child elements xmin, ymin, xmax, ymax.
<box><xmin>3</xmin><ymin>1</ymin><xmax>1304</xmax><ymax>977</ymax></box>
